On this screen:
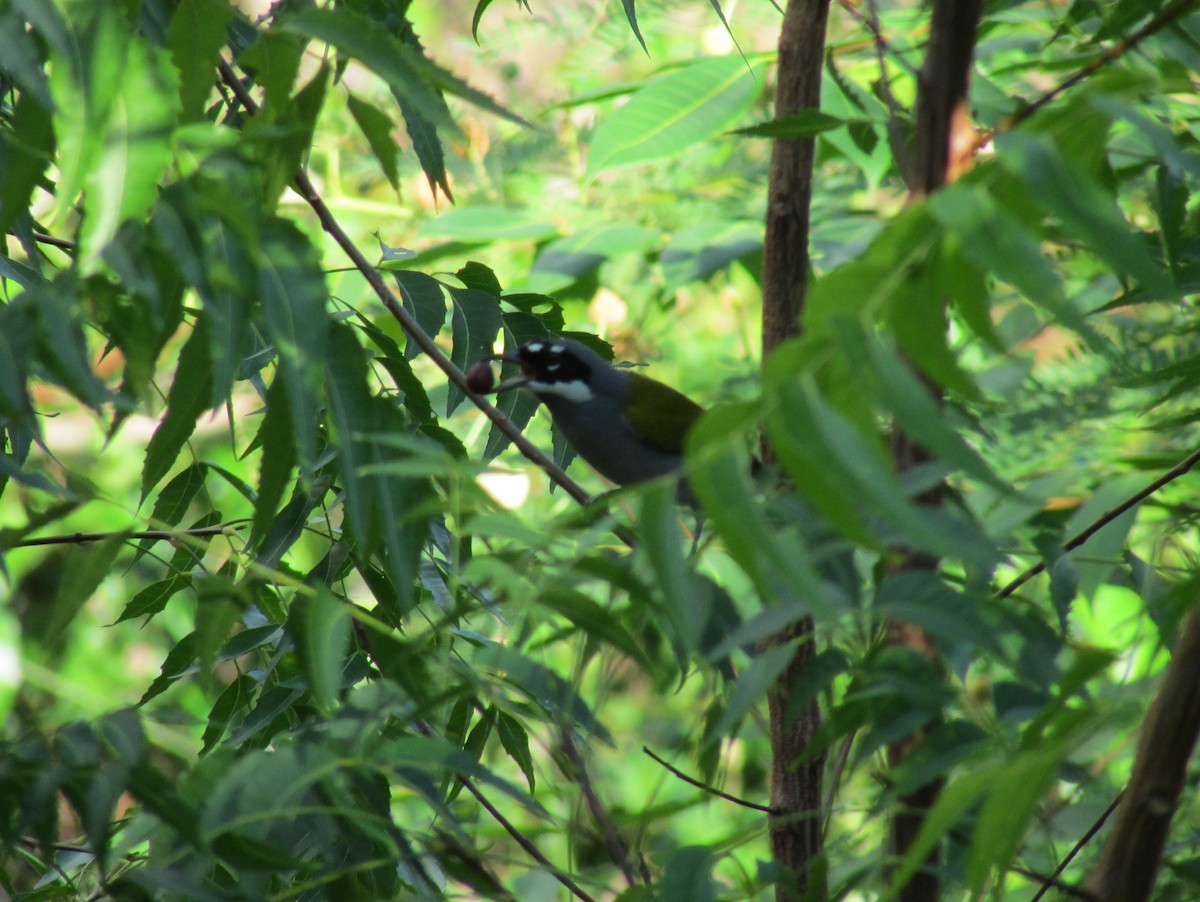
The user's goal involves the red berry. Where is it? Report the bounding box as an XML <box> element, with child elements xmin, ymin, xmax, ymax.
<box><xmin>466</xmin><ymin>360</ymin><xmax>494</xmax><ymax>393</ymax></box>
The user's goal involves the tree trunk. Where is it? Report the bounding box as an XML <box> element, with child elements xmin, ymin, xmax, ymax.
<box><xmin>761</xmin><ymin>1</ymin><xmax>832</xmax><ymax>899</ymax></box>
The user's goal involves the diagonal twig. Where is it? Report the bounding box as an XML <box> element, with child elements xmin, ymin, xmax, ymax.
<box><xmin>216</xmin><ymin>62</ymin><xmax>592</xmax><ymax>507</ymax></box>
<box><xmin>996</xmin><ymin>444</ymin><xmax>1200</xmax><ymax>600</ymax></box>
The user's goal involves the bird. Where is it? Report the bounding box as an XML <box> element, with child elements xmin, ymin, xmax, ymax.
<box><xmin>468</xmin><ymin>338</ymin><xmax>704</xmax><ymax>489</ymax></box>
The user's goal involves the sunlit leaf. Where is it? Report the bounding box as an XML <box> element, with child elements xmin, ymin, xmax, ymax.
<box><xmin>588</xmin><ymin>56</ymin><xmax>764</xmax><ymax>176</ymax></box>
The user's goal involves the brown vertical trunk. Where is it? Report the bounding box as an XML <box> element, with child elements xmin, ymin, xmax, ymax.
<box><xmin>761</xmin><ymin>1</ymin><xmax>832</xmax><ymax>899</ymax></box>
<box><xmin>890</xmin><ymin>3</ymin><xmax>984</xmax><ymax>900</ymax></box>
<box><xmin>1086</xmin><ymin>612</ymin><xmax>1200</xmax><ymax>901</ymax></box>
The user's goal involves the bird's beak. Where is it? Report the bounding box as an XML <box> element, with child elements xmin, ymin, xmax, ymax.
<box><xmin>485</xmin><ymin>353</ymin><xmax>532</xmax><ymax>394</ymax></box>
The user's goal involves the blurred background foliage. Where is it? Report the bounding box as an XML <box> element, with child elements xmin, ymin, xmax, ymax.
<box><xmin>3</xmin><ymin>0</ymin><xmax>1200</xmax><ymax>899</ymax></box>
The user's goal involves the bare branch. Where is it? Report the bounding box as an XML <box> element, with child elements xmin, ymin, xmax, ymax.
<box><xmin>561</xmin><ymin>731</ymin><xmax>644</xmax><ymax>886</ymax></box>
<box><xmin>643</xmin><ymin>745</ymin><xmax>780</xmax><ymax>814</ymax></box>
<box><xmin>996</xmin><ymin>444</ymin><xmax>1200</xmax><ymax>600</ymax></box>
<box><xmin>216</xmin><ymin>62</ymin><xmax>592</xmax><ymax>507</ymax></box>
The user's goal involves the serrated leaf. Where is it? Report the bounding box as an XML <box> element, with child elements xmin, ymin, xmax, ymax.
<box><xmin>201</xmin><ymin>674</ymin><xmax>258</xmax><ymax>754</ymax></box>
<box><xmin>139</xmin><ymin>632</ymin><xmax>199</xmax><ymax>706</ymax></box>
<box><xmin>117</xmin><ymin>575</ymin><xmax>193</xmax><ymax>624</ymax></box>
<box><xmin>830</xmin><ymin>320</ymin><xmax>1007</xmax><ymax>491</ymax></box>
<box><xmin>39</xmin><ymin>536</ymin><xmax>127</xmax><ymax>643</ymax></box>
<box><xmin>446</xmin><ymin>286</ymin><xmax>502</xmax><ymax>415</ymax></box>
<box><xmin>325</xmin><ymin>324</ymin><xmax>429</xmax><ymax>614</ymax></box>
<box><xmin>391</xmin><ymin>270</ymin><xmax>448</xmax><ymax>359</ymax></box>
<box><xmin>167</xmin><ymin>0</ymin><xmax>234</xmax><ymax>122</ymax></box>
<box><xmin>0</xmin><ymin>91</ymin><xmax>54</xmax><ymax>235</ymax></box>
<box><xmin>997</xmin><ymin>131</ymin><xmax>1174</xmax><ymax>299</ymax></box>
<box><xmin>347</xmin><ymin>91</ymin><xmax>400</xmax><ymax>190</ymax></box>
<box><xmin>251</xmin><ymin>374</ymin><xmax>298</xmax><ymax>550</ymax></box>
<box><xmin>138</xmin><ymin>463</ymin><xmax>207</xmax><ymax>560</ymax></box>
<box><xmin>588</xmin><ymin>56</ymin><xmax>763</xmax><ymax>176</ymax></box>
<box><xmin>282</xmin><ymin>8</ymin><xmax>454</xmax><ymax>130</ymax></box>
<box><xmin>287</xmin><ymin>587</ymin><xmax>351</xmax><ymax>714</ymax></box>
<box><xmin>259</xmin><ymin>219</ymin><xmax>328</xmax><ymax>483</ymax></box>
<box><xmin>477</xmin><ymin>645</ymin><xmax>614</xmax><ymax>745</ymax></box>
<box><xmin>78</xmin><ymin>38</ymin><xmax>180</xmax><ymax>270</ymax></box>
<box><xmin>538</xmin><ymin>585</ymin><xmax>653</xmax><ymax>671</ymax></box>
<box><xmin>496</xmin><ymin>710</ymin><xmax>535</xmax><ymax>792</ymax></box>
<box><xmin>456</xmin><ymin>260</ymin><xmax>502</xmax><ymax>295</ymax></box>
<box><xmin>141</xmin><ymin>319</ymin><xmax>216</xmax><ymax>501</ymax></box>
<box><xmin>686</xmin><ymin>403</ymin><xmax>832</xmax><ymax>613</ymax></box>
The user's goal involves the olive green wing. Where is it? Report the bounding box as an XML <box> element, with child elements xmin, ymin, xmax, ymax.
<box><xmin>623</xmin><ymin>372</ymin><xmax>705</xmax><ymax>455</ymax></box>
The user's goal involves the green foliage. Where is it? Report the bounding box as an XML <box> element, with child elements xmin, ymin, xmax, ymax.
<box><xmin>2</xmin><ymin>0</ymin><xmax>1200</xmax><ymax>900</ymax></box>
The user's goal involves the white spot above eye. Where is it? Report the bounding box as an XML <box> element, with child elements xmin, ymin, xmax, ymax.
<box><xmin>526</xmin><ymin>341</ymin><xmax>544</xmax><ymax>353</ymax></box>
<box><xmin>549</xmin><ymin>344</ymin><xmax>565</xmax><ymax>354</ymax></box>
<box><xmin>529</xmin><ymin>379</ymin><xmax>592</xmax><ymax>402</ymax></box>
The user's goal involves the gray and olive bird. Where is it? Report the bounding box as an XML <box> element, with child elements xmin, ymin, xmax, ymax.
<box><xmin>470</xmin><ymin>338</ymin><xmax>703</xmax><ymax>488</ymax></box>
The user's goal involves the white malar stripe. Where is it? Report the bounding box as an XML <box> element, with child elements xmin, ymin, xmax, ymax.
<box><xmin>528</xmin><ymin>379</ymin><xmax>592</xmax><ymax>402</ymax></box>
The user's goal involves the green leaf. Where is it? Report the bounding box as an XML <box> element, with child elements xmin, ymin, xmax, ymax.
<box><xmin>0</xmin><ymin>91</ymin><xmax>54</xmax><ymax>235</ymax></box>
<box><xmin>686</xmin><ymin>402</ymin><xmax>832</xmax><ymax>614</ymax></box>
<box><xmin>79</xmin><ymin>38</ymin><xmax>180</xmax><ymax>269</ymax></box>
<box><xmin>40</xmin><ymin>537</ymin><xmax>127</xmax><ymax>643</ymax></box>
<box><xmin>537</xmin><ymin>584</ymin><xmax>653</xmax><ymax>672</ymax></box>
<box><xmin>324</xmin><ymin>324</ymin><xmax>429</xmax><ymax>614</ymax></box>
<box><xmin>830</xmin><ymin>320</ymin><xmax>1007</xmax><ymax>491</ymax></box>
<box><xmin>347</xmin><ymin>91</ymin><xmax>400</xmax><ymax>190</ymax></box>
<box><xmin>287</xmin><ymin>587</ymin><xmax>351</xmax><ymax>714</ymax></box>
<box><xmin>765</xmin><ymin>377</ymin><xmax>994</xmax><ymax>566</ymax></box>
<box><xmin>141</xmin><ymin>318</ymin><xmax>216</xmax><ymax>501</ymax></box>
<box><xmin>282</xmin><ymin>8</ymin><xmax>455</xmax><ymax>130</ymax></box>
<box><xmin>116</xmin><ymin>574</ymin><xmax>192</xmax><ymax>624</ymax></box>
<box><xmin>496</xmin><ymin>710</ymin><xmax>535</xmax><ymax>792</ymax></box>
<box><xmin>166</xmin><ymin>0</ymin><xmax>234</xmax><ymax>123</ymax></box>
<box><xmin>478</xmin><ymin>645</ymin><xmax>614</xmax><ymax>745</ymax></box>
<box><xmin>588</xmin><ymin>56</ymin><xmax>763</xmax><ymax>176</ymax></box>
<box><xmin>138</xmin><ymin>462</ymin><xmax>207</xmax><ymax>560</ymax></box>
<box><xmin>201</xmin><ymin>674</ymin><xmax>258</xmax><ymax>754</ymax></box>
<box><xmin>251</xmin><ymin>374</ymin><xmax>298</xmax><ymax>550</ymax></box>
<box><xmin>456</xmin><ymin>260</ymin><xmax>503</xmax><ymax>295</ymax></box>
<box><xmin>259</xmin><ymin>219</ymin><xmax>328</xmax><ymax>483</ymax></box>
<box><xmin>997</xmin><ymin>131</ymin><xmax>1175</xmax><ymax>299</ymax></box>
<box><xmin>139</xmin><ymin>632</ymin><xmax>199</xmax><ymax>706</ymax></box>
<box><xmin>659</xmin><ymin>846</ymin><xmax>718</xmax><ymax>902</ymax></box>
<box><xmin>446</xmin><ymin>287</ymin><xmax>503</xmax><ymax>415</ymax></box>
<box><xmin>929</xmin><ymin>182</ymin><xmax>1093</xmax><ymax>339</ymax></box>
<box><xmin>391</xmin><ymin>270</ymin><xmax>448</xmax><ymax>359</ymax></box>
<box><xmin>660</xmin><ymin>220</ymin><xmax>761</xmax><ymax>291</ymax></box>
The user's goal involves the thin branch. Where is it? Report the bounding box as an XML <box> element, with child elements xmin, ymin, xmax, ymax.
<box><xmin>32</xmin><ymin>231</ymin><xmax>76</xmax><ymax>251</ymax></box>
<box><xmin>561</xmin><ymin>731</ymin><xmax>643</xmax><ymax>886</ymax></box>
<box><xmin>643</xmin><ymin>745</ymin><xmax>780</xmax><ymax>814</ymax></box>
<box><xmin>1030</xmin><ymin>792</ymin><xmax>1122</xmax><ymax>902</ymax></box>
<box><xmin>460</xmin><ymin>778</ymin><xmax>598</xmax><ymax>902</ymax></box>
<box><xmin>974</xmin><ymin>0</ymin><xmax>1200</xmax><ymax>154</ymax></box>
<box><xmin>216</xmin><ymin>61</ymin><xmax>592</xmax><ymax>507</ymax></box>
<box><xmin>996</xmin><ymin>444</ymin><xmax>1200</xmax><ymax>600</ymax></box>
<box><xmin>12</xmin><ymin>524</ymin><xmax>238</xmax><ymax>548</ymax></box>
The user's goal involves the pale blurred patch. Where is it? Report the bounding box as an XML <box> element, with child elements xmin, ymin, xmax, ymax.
<box><xmin>589</xmin><ymin>287</ymin><xmax>628</xmax><ymax>332</ymax></box>
<box><xmin>477</xmin><ymin>469</ymin><xmax>530</xmax><ymax>509</ymax></box>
